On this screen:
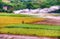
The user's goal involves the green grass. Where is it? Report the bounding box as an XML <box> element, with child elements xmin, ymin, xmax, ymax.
<box><xmin>0</xmin><ymin>28</ymin><xmax>60</xmax><ymax>37</ymax></box>
<box><xmin>5</xmin><ymin>24</ymin><xmax>60</xmax><ymax>30</ymax></box>
<box><xmin>0</xmin><ymin>13</ymin><xmax>33</xmax><ymax>17</ymax></box>
<box><xmin>0</xmin><ymin>24</ymin><xmax>59</xmax><ymax>37</ymax></box>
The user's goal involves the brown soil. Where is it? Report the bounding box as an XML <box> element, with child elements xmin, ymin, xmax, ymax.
<box><xmin>0</xmin><ymin>34</ymin><xmax>59</xmax><ymax>39</ymax></box>
<box><xmin>29</xmin><ymin>18</ymin><xmax>60</xmax><ymax>25</ymax></box>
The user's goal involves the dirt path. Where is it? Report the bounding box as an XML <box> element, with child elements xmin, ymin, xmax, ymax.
<box><xmin>0</xmin><ymin>34</ymin><xmax>58</xmax><ymax>39</ymax></box>
<box><xmin>30</xmin><ymin>18</ymin><xmax>60</xmax><ymax>25</ymax></box>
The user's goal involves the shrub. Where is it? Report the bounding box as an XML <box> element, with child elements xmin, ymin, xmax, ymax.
<box><xmin>6</xmin><ymin>10</ymin><xmax>13</xmax><ymax>13</ymax></box>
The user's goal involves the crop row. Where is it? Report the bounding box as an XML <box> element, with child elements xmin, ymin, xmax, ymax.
<box><xmin>0</xmin><ymin>28</ymin><xmax>60</xmax><ymax>37</ymax></box>
<box><xmin>0</xmin><ymin>16</ymin><xmax>45</xmax><ymax>27</ymax></box>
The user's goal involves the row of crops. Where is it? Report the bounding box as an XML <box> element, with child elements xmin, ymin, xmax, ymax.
<box><xmin>0</xmin><ymin>16</ymin><xmax>45</xmax><ymax>27</ymax></box>
<box><xmin>0</xmin><ymin>13</ymin><xmax>60</xmax><ymax>37</ymax></box>
<box><xmin>0</xmin><ymin>24</ymin><xmax>59</xmax><ymax>37</ymax></box>
<box><xmin>5</xmin><ymin>24</ymin><xmax>60</xmax><ymax>30</ymax></box>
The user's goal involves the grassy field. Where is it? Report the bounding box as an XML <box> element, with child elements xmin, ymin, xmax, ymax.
<box><xmin>5</xmin><ymin>24</ymin><xmax>60</xmax><ymax>30</ymax></box>
<box><xmin>0</xmin><ymin>17</ymin><xmax>44</xmax><ymax>27</ymax></box>
<box><xmin>0</xmin><ymin>13</ymin><xmax>44</xmax><ymax>27</ymax></box>
<box><xmin>0</xmin><ymin>28</ymin><xmax>60</xmax><ymax>37</ymax></box>
<box><xmin>0</xmin><ymin>13</ymin><xmax>60</xmax><ymax>37</ymax></box>
<box><xmin>0</xmin><ymin>13</ymin><xmax>33</xmax><ymax>17</ymax></box>
<box><xmin>1</xmin><ymin>24</ymin><xmax>59</xmax><ymax>37</ymax></box>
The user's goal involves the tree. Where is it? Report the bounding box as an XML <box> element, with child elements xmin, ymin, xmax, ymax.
<box><xmin>0</xmin><ymin>0</ymin><xmax>2</xmax><ymax>2</ymax></box>
<box><xmin>14</xmin><ymin>2</ymin><xmax>26</xmax><ymax>10</ymax></box>
<box><xmin>10</xmin><ymin>0</ymin><xmax>26</xmax><ymax>10</ymax></box>
<box><xmin>0</xmin><ymin>2</ymin><xmax>3</xmax><ymax>9</ymax></box>
<box><xmin>2</xmin><ymin>0</ymin><xmax>60</xmax><ymax>10</ymax></box>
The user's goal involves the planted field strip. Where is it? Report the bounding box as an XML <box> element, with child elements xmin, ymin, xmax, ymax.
<box><xmin>0</xmin><ymin>16</ymin><xmax>45</xmax><ymax>27</ymax></box>
<box><xmin>0</xmin><ymin>24</ymin><xmax>59</xmax><ymax>36</ymax></box>
<box><xmin>5</xmin><ymin>24</ymin><xmax>60</xmax><ymax>30</ymax></box>
<box><xmin>0</xmin><ymin>13</ymin><xmax>32</xmax><ymax>17</ymax></box>
<box><xmin>0</xmin><ymin>28</ymin><xmax>60</xmax><ymax>37</ymax></box>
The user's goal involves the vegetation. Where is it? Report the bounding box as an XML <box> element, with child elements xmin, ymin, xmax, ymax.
<box><xmin>0</xmin><ymin>0</ymin><xmax>60</xmax><ymax>11</ymax></box>
<box><xmin>0</xmin><ymin>26</ymin><xmax>60</xmax><ymax>37</ymax></box>
<box><xmin>9</xmin><ymin>0</ymin><xmax>60</xmax><ymax>9</ymax></box>
<box><xmin>0</xmin><ymin>13</ymin><xmax>33</xmax><ymax>17</ymax></box>
<box><xmin>5</xmin><ymin>24</ymin><xmax>60</xmax><ymax>30</ymax></box>
<box><xmin>0</xmin><ymin>13</ymin><xmax>45</xmax><ymax>27</ymax></box>
<box><xmin>0</xmin><ymin>13</ymin><xmax>59</xmax><ymax>37</ymax></box>
<box><xmin>0</xmin><ymin>0</ymin><xmax>60</xmax><ymax>37</ymax></box>
<box><xmin>0</xmin><ymin>24</ymin><xmax>60</xmax><ymax>37</ymax></box>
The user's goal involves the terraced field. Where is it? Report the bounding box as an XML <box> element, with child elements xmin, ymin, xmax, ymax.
<box><xmin>0</xmin><ymin>13</ymin><xmax>45</xmax><ymax>27</ymax></box>
<box><xmin>0</xmin><ymin>16</ymin><xmax>44</xmax><ymax>27</ymax></box>
<box><xmin>0</xmin><ymin>13</ymin><xmax>60</xmax><ymax>37</ymax></box>
<box><xmin>0</xmin><ymin>24</ymin><xmax>59</xmax><ymax>37</ymax></box>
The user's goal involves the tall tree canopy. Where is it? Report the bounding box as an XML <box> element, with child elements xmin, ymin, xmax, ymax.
<box><xmin>1</xmin><ymin>0</ymin><xmax>60</xmax><ymax>10</ymax></box>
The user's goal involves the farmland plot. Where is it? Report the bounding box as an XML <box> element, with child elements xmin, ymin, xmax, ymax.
<box><xmin>0</xmin><ymin>16</ymin><xmax>44</xmax><ymax>27</ymax></box>
<box><xmin>0</xmin><ymin>13</ymin><xmax>60</xmax><ymax>37</ymax></box>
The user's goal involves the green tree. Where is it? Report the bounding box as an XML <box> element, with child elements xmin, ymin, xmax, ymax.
<box><xmin>14</xmin><ymin>2</ymin><xmax>26</xmax><ymax>10</ymax></box>
<box><xmin>0</xmin><ymin>2</ymin><xmax>3</xmax><ymax>9</ymax></box>
<box><xmin>7</xmin><ymin>0</ymin><xmax>60</xmax><ymax>9</ymax></box>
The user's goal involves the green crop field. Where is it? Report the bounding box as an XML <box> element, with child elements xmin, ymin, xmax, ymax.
<box><xmin>1</xmin><ymin>24</ymin><xmax>59</xmax><ymax>37</ymax></box>
<box><xmin>0</xmin><ymin>13</ymin><xmax>32</xmax><ymax>17</ymax></box>
<box><xmin>0</xmin><ymin>13</ymin><xmax>60</xmax><ymax>37</ymax></box>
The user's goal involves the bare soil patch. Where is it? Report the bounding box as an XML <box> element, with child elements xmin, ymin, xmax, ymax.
<box><xmin>30</xmin><ymin>18</ymin><xmax>60</xmax><ymax>25</ymax></box>
<box><xmin>0</xmin><ymin>34</ymin><xmax>59</xmax><ymax>39</ymax></box>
